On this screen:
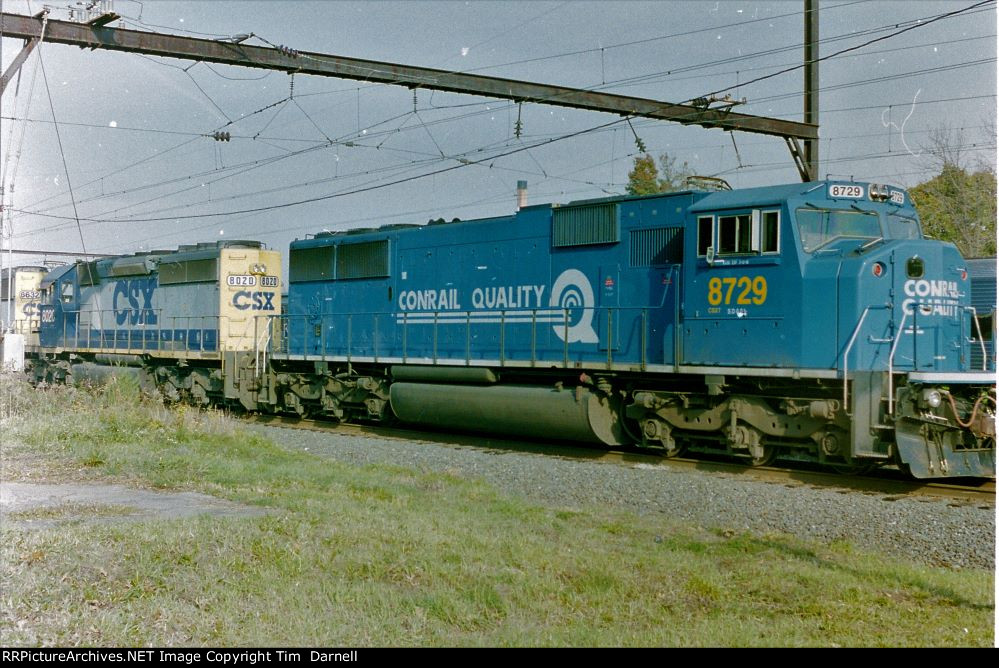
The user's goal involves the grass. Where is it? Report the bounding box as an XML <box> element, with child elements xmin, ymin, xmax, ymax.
<box><xmin>0</xmin><ymin>374</ymin><xmax>993</xmax><ymax>646</ymax></box>
<box><xmin>7</xmin><ymin>503</ymin><xmax>141</xmax><ymax>521</ymax></box>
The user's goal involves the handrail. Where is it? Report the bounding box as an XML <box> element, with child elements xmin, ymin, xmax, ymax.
<box><xmin>254</xmin><ymin>315</ymin><xmax>274</xmax><ymax>380</ymax></box>
<box><xmin>966</xmin><ymin>306</ymin><xmax>988</xmax><ymax>371</ymax></box>
<box><xmin>886</xmin><ymin>309</ymin><xmax>909</xmax><ymax>415</ymax></box>
<box><xmin>841</xmin><ymin>304</ymin><xmax>890</xmax><ymax>414</ymax></box>
<box><xmin>267</xmin><ymin>305</ymin><xmax>662</xmax><ymax>368</ymax></box>
<box><xmin>56</xmin><ymin>307</ymin><xmax>223</xmax><ymax>354</ymax></box>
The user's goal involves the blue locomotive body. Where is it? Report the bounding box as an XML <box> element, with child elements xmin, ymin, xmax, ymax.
<box><xmin>284</xmin><ymin>182</ymin><xmax>975</xmax><ymax>375</ymax></box>
<box><xmin>37</xmin><ymin>252</ymin><xmax>221</xmax><ymax>355</ymax></box>
<box><xmin>272</xmin><ymin>180</ymin><xmax>993</xmax><ymax>478</ymax></box>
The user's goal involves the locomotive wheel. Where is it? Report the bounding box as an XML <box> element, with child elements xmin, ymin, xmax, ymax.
<box><xmin>830</xmin><ymin>462</ymin><xmax>876</xmax><ymax>475</ymax></box>
<box><xmin>747</xmin><ymin>444</ymin><xmax>777</xmax><ymax>467</ymax></box>
<box><xmin>662</xmin><ymin>439</ymin><xmax>687</xmax><ymax>459</ymax></box>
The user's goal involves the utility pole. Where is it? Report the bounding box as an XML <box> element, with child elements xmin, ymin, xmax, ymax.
<box><xmin>803</xmin><ymin>0</ymin><xmax>820</xmax><ymax>181</ymax></box>
<box><xmin>0</xmin><ymin>11</ymin><xmax>818</xmax><ymax>178</ymax></box>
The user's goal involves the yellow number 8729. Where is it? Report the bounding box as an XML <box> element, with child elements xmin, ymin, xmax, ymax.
<box><xmin>707</xmin><ymin>276</ymin><xmax>767</xmax><ymax>306</ymax></box>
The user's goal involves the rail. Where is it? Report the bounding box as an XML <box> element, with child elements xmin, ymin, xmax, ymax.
<box><xmin>255</xmin><ymin>305</ymin><xmax>661</xmax><ymax>370</ymax></box>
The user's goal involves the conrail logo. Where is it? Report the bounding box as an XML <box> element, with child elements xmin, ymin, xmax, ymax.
<box><xmin>901</xmin><ymin>279</ymin><xmax>960</xmax><ymax>317</ymax></box>
<box><xmin>549</xmin><ymin>268</ymin><xmax>598</xmax><ymax>344</ymax></box>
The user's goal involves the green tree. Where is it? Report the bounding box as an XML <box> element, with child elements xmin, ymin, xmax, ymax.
<box><xmin>626</xmin><ymin>152</ymin><xmax>693</xmax><ymax>196</ymax></box>
<box><xmin>909</xmin><ymin>125</ymin><xmax>996</xmax><ymax>258</ymax></box>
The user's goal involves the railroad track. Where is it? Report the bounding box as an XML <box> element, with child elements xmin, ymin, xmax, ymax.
<box><xmin>248</xmin><ymin>414</ymin><xmax>996</xmax><ymax>506</ymax></box>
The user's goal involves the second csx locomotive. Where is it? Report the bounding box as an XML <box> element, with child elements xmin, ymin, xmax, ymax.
<box><xmin>29</xmin><ymin>179</ymin><xmax>996</xmax><ymax>478</ymax></box>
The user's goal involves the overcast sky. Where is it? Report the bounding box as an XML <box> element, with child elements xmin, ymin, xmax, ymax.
<box><xmin>1</xmin><ymin>0</ymin><xmax>995</xmax><ymax>268</ymax></box>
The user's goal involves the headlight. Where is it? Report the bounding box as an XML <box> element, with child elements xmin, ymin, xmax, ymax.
<box><xmin>921</xmin><ymin>389</ymin><xmax>942</xmax><ymax>408</ymax></box>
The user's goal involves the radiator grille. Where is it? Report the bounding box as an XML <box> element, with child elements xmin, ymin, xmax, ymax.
<box><xmin>289</xmin><ymin>246</ymin><xmax>335</xmax><ymax>283</ymax></box>
<box><xmin>630</xmin><ymin>227</ymin><xmax>682</xmax><ymax>266</ymax></box>
<box><xmin>159</xmin><ymin>258</ymin><xmax>219</xmax><ymax>285</ymax></box>
<box><xmin>336</xmin><ymin>240</ymin><xmax>389</xmax><ymax>280</ymax></box>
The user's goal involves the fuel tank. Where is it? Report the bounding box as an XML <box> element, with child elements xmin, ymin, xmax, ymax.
<box><xmin>389</xmin><ymin>382</ymin><xmax>627</xmax><ymax>446</ymax></box>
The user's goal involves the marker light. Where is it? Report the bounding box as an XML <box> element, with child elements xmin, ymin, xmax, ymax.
<box><xmin>872</xmin><ymin>262</ymin><xmax>885</xmax><ymax>277</ymax></box>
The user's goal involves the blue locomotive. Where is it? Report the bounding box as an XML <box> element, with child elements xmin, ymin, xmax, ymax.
<box><xmin>28</xmin><ymin>179</ymin><xmax>996</xmax><ymax>478</ymax></box>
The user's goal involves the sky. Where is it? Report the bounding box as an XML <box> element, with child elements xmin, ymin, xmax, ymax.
<box><xmin>1</xmin><ymin>0</ymin><xmax>996</xmax><ymax>271</ymax></box>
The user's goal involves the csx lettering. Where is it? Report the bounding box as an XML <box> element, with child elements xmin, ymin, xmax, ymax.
<box><xmin>232</xmin><ymin>291</ymin><xmax>275</xmax><ymax>311</ymax></box>
<box><xmin>112</xmin><ymin>278</ymin><xmax>158</xmax><ymax>326</ymax></box>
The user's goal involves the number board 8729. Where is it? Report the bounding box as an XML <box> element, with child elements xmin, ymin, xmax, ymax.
<box><xmin>707</xmin><ymin>275</ymin><xmax>768</xmax><ymax>306</ymax></box>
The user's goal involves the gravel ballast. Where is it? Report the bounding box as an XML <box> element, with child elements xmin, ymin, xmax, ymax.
<box><xmin>251</xmin><ymin>425</ymin><xmax>996</xmax><ymax>571</ymax></box>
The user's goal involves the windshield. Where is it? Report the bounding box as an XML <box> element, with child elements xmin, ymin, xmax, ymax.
<box><xmin>796</xmin><ymin>208</ymin><xmax>881</xmax><ymax>252</ymax></box>
<box><xmin>885</xmin><ymin>213</ymin><xmax>922</xmax><ymax>240</ymax></box>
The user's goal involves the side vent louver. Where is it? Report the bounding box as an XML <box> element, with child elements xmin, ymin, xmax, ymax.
<box><xmin>552</xmin><ymin>203</ymin><xmax>619</xmax><ymax>248</ymax></box>
<box><xmin>336</xmin><ymin>240</ymin><xmax>389</xmax><ymax>280</ymax></box>
<box><xmin>630</xmin><ymin>227</ymin><xmax>683</xmax><ymax>266</ymax></box>
<box><xmin>159</xmin><ymin>258</ymin><xmax>218</xmax><ymax>285</ymax></box>
<box><xmin>289</xmin><ymin>246</ymin><xmax>335</xmax><ymax>283</ymax></box>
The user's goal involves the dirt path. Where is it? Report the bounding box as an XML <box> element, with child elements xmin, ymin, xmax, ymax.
<box><xmin>1</xmin><ymin>482</ymin><xmax>269</xmax><ymax>528</ymax></box>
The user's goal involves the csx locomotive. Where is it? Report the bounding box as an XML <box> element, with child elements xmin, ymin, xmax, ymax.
<box><xmin>26</xmin><ymin>179</ymin><xmax>997</xmax><ymax>478</ymax></box>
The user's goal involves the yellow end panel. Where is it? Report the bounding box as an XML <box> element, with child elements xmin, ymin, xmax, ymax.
<box><xmin>218</xmin><ymin>248</ymin><xmax>282</xmax><ymax>352</ymax></box>
<box><xmin>15</xmin><ymin>270</ymin><xmax>45</xmax><ymax>335</ymax></box>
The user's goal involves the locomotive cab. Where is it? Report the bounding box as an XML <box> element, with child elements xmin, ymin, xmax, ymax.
<box><xmin>792</xmin><ymin>183</ymin><xmax>993</xmax><ymax>477</ymax></box>
<box><xmin>654</xmin><ymin>180</ymin><xmax>992</xmax><ymax>477</ymax></box>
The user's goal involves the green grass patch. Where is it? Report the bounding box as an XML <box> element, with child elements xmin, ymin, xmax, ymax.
<box><xmin>0</xmin><ymin>375</ymin><xmax>993</xmax><ymax>646</ymax></box>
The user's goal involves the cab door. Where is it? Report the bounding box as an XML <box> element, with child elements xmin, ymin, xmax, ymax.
<box><xmin>57</xmin><ymin>278</ymin><xmax>80</xmax><ymax>347</ymax></box>
<box><xmin>682</xmin><ymin>209</ymin><xmax>787</xmax><ymax>367</ymax></box>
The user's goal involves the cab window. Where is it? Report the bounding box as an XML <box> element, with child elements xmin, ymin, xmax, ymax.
<box><xmin>796</xmin><ymin>208</ymin><xmax>881</xmax><ymax>253</ymax></box>
<box><xmin>697</xmin><ymin>216</ymin><xmax>713</xmax><ymax>257</ymax></box>
<box><xmin>705</xmin><ymin>209</ymin><xmax>780</xmax><ymax>256</ymax></box>
<box><xmin>718</xmin><ymin>214</ymin><xmax>751</xmax><ymax>255</ymax></box>
<box><xmin>886</xmin><ymin>213</ymin><xmax>922</xmax><ymax>240</ymax></box>
<box><xmin>761</xmin><ymin>211</ymin><xmax>780</xmax><ymax>253</ymax></box>
<box><xmin>60</xmin><ymin>282</ymin><xmax>74</xmax><ymax>304</ymax></box>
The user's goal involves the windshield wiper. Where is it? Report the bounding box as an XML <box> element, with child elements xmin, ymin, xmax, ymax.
<box><xmin>856</xmin><ymin>237</ymin><xmax>885</xmax><ymax>255</ymax></box>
